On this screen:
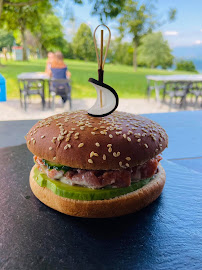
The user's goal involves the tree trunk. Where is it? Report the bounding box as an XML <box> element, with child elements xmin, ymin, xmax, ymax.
<box><xmin>133</xmin><ymin>40</ymin><xmax>137</xmax><ymax>72</ymax></box>
<box><xmin>0</xmin><ymin>0</ymin><xmax>3</xmax><ymax>19</ymax></box>
<box><xmin>38</xmin><ymin>46</ymin><xmax>42</xmax><ymax>59</ymax></box>
<box><xmin>20</xmin><ymin>21</ymin><xmax>28</xmax><ymax>61</ymax></box>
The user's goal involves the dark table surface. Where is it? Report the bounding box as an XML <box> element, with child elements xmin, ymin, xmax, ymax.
<box><xmin>0</xmin><ymin>111</ymin><xmax>202</xmax><ymax>270</ymax></box>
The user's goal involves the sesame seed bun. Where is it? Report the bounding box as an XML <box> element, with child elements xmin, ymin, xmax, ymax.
<box><xmin>29</xmin><ymin>163</ymin><xmax>166</xmax><ymax>218</ymax></box>
<box><xmin>26</xmin><ymin>110</ymin><xmax>168</xmax><ymax>170</ymax></box>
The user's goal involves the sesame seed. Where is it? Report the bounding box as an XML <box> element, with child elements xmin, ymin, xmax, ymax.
<box><xmin>126</xmin><ymin>157</ymin><xmax>131</xmax><ymax>161</ymax></box>
<box><xmin>93</xmin><ymin>127</ymin><xmax>98</xmax><ymax>131</ymax></box>
<box><xmin>109</xmin><ymin>134</ymin><xmax>113</xmax><ymax>138</ymax></box>
<box><xmin>107</xmin><ymin>144</ymin><xmax>112</xmax><ymax>147</ymax></box>
<box><xmin>137</xmin><ymin>139</ymin><xmax>141</xmax><ymax>142</ymax></box>
<box><xmin>53</xmin><ymin>157</ymin><xmax>56</xmax><ymax>161</ymax></box>
<box><xmin>28</xmin><ymin>140</ymin><xmax>30</xmax><ymax>144</ymax></box>
<box><xmin>75</xmin><ymin>132</ymin><xmax>79</xmax><ymax>136</ymax></box>
<box><xmin>119</xmin><ymin>161</ymin><xmax>123</xmax><ymax>167</ymax></box>
<box><xmin>67</xmin><ymin>144</ymin><xmax>71</xmax><ymax>148</ymax></box>
<box><xmin>113</xmin><ymin>152</ymin><xmax>117</xmax><ymax>157</ymax></box>
<box><xmin>91</xmin><ymin>132</ymin><xmax>96</xmax><ymax>135</ymax></box>
<box><xmin>95</xmin><ymin>142</ymin><xmax>100</xmax><ymax>147</ymax></box>
<box><xmin>57</xmin><ymin>134</ymin><xmax>64</xmax><ymax>141</ymax></box>
<box><xmin>144</xmin><ymin>143</ymin><xmax>149</xmax><ymax>148</ymax></box>
<box><xmin>74</xmin><ymin>136</ymin><xmax>79</xmax><ymax>139</ymax></box>
<box><xmin>80</xmin><ymin>127</ymin><xmax>85</xmax><ymax>130</ymax></box>
<box><xmin>88</xmin><ymin>159</ymin><xmax>93</xmax><ymax>164</ymax></box>
<box><xmin>127</xmin><ymin>137</ymin><xmax>131</xmax><ymax>142</ymax></box>
<box><xmin>125</xmin><ymin>163</ymin><xmax>130</xmax><ymax>167</ymax></box>
<box><xmin>103</xmin><ymin>154</ymin><xmax>106</xmax><ymax>160</ymax></box>
<box><xmin>116</xmin><ymin>152</ymin><xmax>120</xmax><ymax>157</ymax></box>
<box><xmin>71</xmin><ymin>128</ymin><xmax>76</xmax><ymax>130</ymax></box>
<box><xmin>49</xmin><ymin>147</ymin><xmax>53</xmax><ymax>150</ymax></box>
<box><xmin>90</xmin><ymin>151</ymin><xmax>94</xmax><ymax>158</ymax></box>
<box><xmin>78</xmin><ymin>143</ymin><xmax>84</xmax><ymax>148</ymax></box>
<box><xmin>33</xmin><ymin>139</ymin><xmax>36</xmax><ymax>145</ymax></box>
<box><xmin>108</xmin><ymin>147</ymin><xmax>112</xmax><ymax>153</ymax></box>
<box><xmin>41</xmin><ymin>135</ymin><xmax>45</xmax><ymax>139</ymax></box>
<box><xmin>123</xmin><ymin>134</ymin><xmax>127</xmax><ymax>139</ymax></box>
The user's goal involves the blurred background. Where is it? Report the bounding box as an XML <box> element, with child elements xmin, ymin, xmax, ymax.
<box><xmin>0</xmin><ymin>0</ymin><xmax>202</xmax><ymax>120</ymax></box>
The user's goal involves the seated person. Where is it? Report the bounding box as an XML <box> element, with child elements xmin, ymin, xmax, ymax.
<box><xmin>48</xmin><ymin>51</ymin><xmax>71</xmax><ymax>103</ymax></box>
<box><xmin>45</xmin><ymin>52</ymin><xmax>55</xmax><ymax>74</ymax></box>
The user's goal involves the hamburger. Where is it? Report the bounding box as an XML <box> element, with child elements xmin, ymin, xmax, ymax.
<box><xmin>26</xmin><ymin>110</ymin><xmax>168</xmax><ymax>218</ymax></box>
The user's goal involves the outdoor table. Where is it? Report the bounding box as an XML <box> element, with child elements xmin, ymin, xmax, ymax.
<box><xmin>1</xmin><ymin>111</ymin><xmax>202</xmax><ymax>269</ymax></box>
<box><xmin>146</xmin><ymin>74</ymin><xmax>202</xmax><ymax>102</ymax></box>
<box><xmin>17</xmin><ymin>72</ymin><xmax>50</xmax><ymax>109</ymax></box>
<box><xmin>17</xmin><ymin>72</ymin><xmax>50</xmax><ymax>81</ymax></box>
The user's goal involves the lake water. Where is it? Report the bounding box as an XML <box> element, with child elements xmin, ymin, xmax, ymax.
<box><xmin>193</xmin><ymin>59</ymin><xmax>202</xmax><ymax>73</ymax></box>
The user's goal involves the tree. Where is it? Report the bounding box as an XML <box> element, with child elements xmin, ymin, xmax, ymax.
<box><xmin>107</xmin><ymin>38</ymin><xmax>133</xmax><ymax>65</ymax></box>
<box><xmin>72</xmin><ymin>23</ymin><xmax>96</xmax><ymax>61</ymax></box>
<box><xmin>1</xmin><ymin>1</ymin><xmax>52</xmax><ymax>60</ymax></box>
<box><xmin>62</xmin><ymin>41</ymin><xmax>74</xmax><ymax>59</ymax></box>
<box><xmin>0</xmin><ymin>0</ymin><xmax>127</xmax><ymax>21</ymax></box>
<box><xmin>32</xmin><ymin>12</ymin><xmax>67</xmax><ymax>57</ymax></box>
<box><xmin>0</xmin><ymin>29</ymin><xmax>14</xmax><ymax>50</ymax></box>
<box><xmin>90</xmin><ymin>0</ymin><xmax>126</xmax><ymax>21</ymax></box>
<box><xmin>0</xmin><ymin>0</ymin><xmax>63</xmax><ymax>19</ymax></box>
<box><xmin>118</xmin><ymin>0</ymin><xmax>176</xmax><ymax>71</ymax></box>
<box><xmin>176</xmin><ymin>60</ymin><xmax>197</xmax><ymax>72</ymax></box>
<box><xmin>138</xmin><ymin>32</ymin><xmax>174</xmax><ymax>69</ymax></box>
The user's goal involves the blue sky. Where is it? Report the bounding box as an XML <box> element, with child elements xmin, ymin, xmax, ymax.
<box><xmin>63</xmin><ymin>0</ymin><xmax>202</xmax><ymax>49</ymax></box>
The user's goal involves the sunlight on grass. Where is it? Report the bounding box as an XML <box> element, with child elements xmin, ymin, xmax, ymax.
<box><xmin>0</xmin><ymin>59</ymin><xmax>195</xmax><ymax>99</ymax></box>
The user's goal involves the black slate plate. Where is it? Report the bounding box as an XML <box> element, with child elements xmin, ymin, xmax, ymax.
<box><xmin>0</xmin><ymin>144</ymin><xmax>202</xmax><ymax>270</ymax></box>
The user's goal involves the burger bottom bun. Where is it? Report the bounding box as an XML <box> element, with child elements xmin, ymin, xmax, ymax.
<box><xmin>29</xmin><ymin>164</ymin><xmax>166</xmax><ymax>218</ymax></box>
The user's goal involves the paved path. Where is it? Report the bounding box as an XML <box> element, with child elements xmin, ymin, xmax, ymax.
<box><xmin>0</xmin><ymin>98</ymin><xmax>198</xmax><ymax>120</ymax></box>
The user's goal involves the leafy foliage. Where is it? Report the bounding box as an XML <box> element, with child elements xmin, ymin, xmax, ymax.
<box><xmin>107</xmin><ymin>39</ymin><xmax>133</xmax><ymax>65</ymax></box>
<box><xmin>138</xmin><ymin>32</ymin><xmax>174</xmax><ymax>69</ymax></box>
<box><xmin>33</xmin><ymin>12</ymin><xmax>66</xmax><ymax>54</ymax></box>
<box><xmin>72</xmin><ymin>23</ymin><xmax>96</xmax><ymax>61</ymax></box>
<box><xmin>175</xmin><ymin>60</ymin><xmax>197</xmax><ymax>72</ymax></box>
<box><xmin>0</xmin><ymin>29</ymin><xmax>14</xmax><ymax>50</ymax></box>
<box><xmin>89</xmin><ymin>0</ymin><xmax>126</xmax><ymax>21</ymax></box>
<box><xmin>0</xmin><ymin>1</ymin><xmax>52</xmax><ymax>59</ymax></box>
<box><xmin>118</xmin><ymin>0</ymin><xmax>156</xmax><ymax>70</ymax></box>
<box><xmin>118</xmin><ymin>0</ymin><xmax>176</xmax><ymax>70</ymax></box>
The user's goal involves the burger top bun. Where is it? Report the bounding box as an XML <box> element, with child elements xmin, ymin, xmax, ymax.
<box><xmin>26</xmin><ymin>110</ymin><xmax>168</xmax><ymax>170</ymax></box>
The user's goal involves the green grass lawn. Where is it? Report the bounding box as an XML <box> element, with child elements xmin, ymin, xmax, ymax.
<box><xmin>0</xmin><ymin>58</ymin><xmax>195</xmax><ymax>99</ymax></box>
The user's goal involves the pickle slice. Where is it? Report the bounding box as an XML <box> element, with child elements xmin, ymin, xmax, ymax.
<box><xmin>34</xmin><ymin>167</ymin><xmax>152</xmax><ymax>201</ymax></box>
<box><xmin>42</xmin><ymin>159</ymin><xmax>72</xmax><ymax>172</ymax></box>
